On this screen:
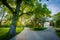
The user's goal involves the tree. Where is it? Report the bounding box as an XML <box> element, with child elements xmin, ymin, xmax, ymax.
<box><xmin>0</xmin><ymin>6</ymin><xmax>7</xmax><ymax>27</ymax></box>
<box><xmin>0</xmin><ymin>0</ymin><xmax>38</xmax><ymax>37</ymax></box>
<box><xmin>0</xmin><ymin>0</ymin><xmax>49</xmax><ymax>38</ymax></box>
<box><xmin>0</xmin><ymin>0</ymin><xmax>22</xmax><ymax>36</ymax></box>
<box><xmin>30</xmin><ymin>3</ymin><xmax>51</xmax><ymax>28</ymax></box>
<box><xmin>52</xmin><ymin>12</ymin><xmax>60</xmax><ymax>27</ymax></box>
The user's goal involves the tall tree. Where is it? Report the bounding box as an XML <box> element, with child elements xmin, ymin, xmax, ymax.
<box><xmin>30</xmin><ymin>3</ymin><xmax>51</xmax><ymax>27</ymax></box>
<box><xmin>0</xmin><ymin>0</ymin><xmax>22</xmax><ymax>36</ymax></box>
<box><xmin>0</xmin><ymin>0</ymin><xmax>49</xmax><ymax>38</ymax></box>
<box><xmin>0</xmin><ymin>0</ymin><xmax>38</xmax><ymax>37</ymax></box>
<box><xmin>52</xmin><ymin>12</ymin><xmax>60</xmax><ymax>27</ymax></box>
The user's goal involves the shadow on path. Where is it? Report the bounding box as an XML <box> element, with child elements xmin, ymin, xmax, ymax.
<box><xmin>10</xmin><ymin>27</ymin><xmax>60</xmax><ymax>40</ymax></box>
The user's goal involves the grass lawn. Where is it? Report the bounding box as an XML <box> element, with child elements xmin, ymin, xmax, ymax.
<box><xmin>55</xmin><ymin>28</ymin><xmax>60</xmax><ymax>37</ymax></box>
<box><xmin>56</xmin><ymin>32</ymin><xmax>60</xmax><ymax>37</ymax></box>
<box><xmin>0</xmin><ymin>27</ymin><xmax>23</xmax><ymax>40</ymax></box>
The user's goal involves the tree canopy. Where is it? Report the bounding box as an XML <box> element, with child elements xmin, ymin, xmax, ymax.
<box><xmin>0</xmin><ymin>0</ymin><xmax>51</xmax><ymax>38</ymax></box>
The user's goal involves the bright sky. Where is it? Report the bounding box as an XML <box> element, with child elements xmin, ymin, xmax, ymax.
<box><xmin>40</xmin><ymin>0</ymin><xmax>60</xmax><ymax>16</ymax></box>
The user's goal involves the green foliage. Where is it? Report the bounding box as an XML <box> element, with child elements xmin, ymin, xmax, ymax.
<box><xmin>56</xmin><ymin>20</ymin><xmax>60</xmax><ymax>28</ymax></box>
<box><xmin>2</xmin><ymin>21</ymin><xmax>11</xmax><ymax>27</ymax></box>
<box><xmin>56</xmin><ymin>32</ymin><xmax>60</xmax><ymax>37</ymax></box>
<box><xmin>0</xmin><ymin>0</ymin><xmax>51</xmax><ymax>34</ymax></box>
<box><xmin>16</xmin><ymin>27</ymin><xmax>23</xmax><ymax>34</ymax></box>
<box><xmin>0</xmin><ymin>0</ymin><xmax>51</xmax><ymax>27</ymax></box>
<box><xmin>55</xmin><ymin>28</ymin><xmax>60</xmax><ymax>37</ymax></box>
<box><xmin>53</xmin><ymin>12</ymin><xmax>60</xmax><ymax>20</ymax></box>
<box><xmin>42</xmin><ymin>4</ymin><xmax>51</xmax><ymax>17</ymax></box>
<box><xmin>31</xmin><ymin>27</ymin><xmax>46</xmax><ymax>31</ymax></box>
<box><xmin>52</xmin><ymin>12</ymin><xmax>60</xmax><ymax>28</ymax></box>
<box><xmin>28</xmin><ymin>2</ymin><xmax>51</xmax><ymax>28</ymax></box>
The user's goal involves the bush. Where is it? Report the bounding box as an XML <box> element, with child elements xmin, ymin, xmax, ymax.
<box><xmin>56</xmin><ymin>31</ymin><xmax>60</xmax><ymax>37</ymax></box>
<box><xmin>56</xmin><ymin>20</ymin><xmax>60</xmax><ymax>28</ymax></box>
<box><xmin>31</xmin><ymin>27</ymin><xmax>46</xmax><ymax>31</ymax></box>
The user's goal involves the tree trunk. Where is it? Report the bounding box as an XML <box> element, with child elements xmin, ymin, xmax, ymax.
<box><xmin>41</xmin><ymin>22</ymin><xmax>44</xmax><ymax>27</ymax></box>
<box><xmin>40</xmin><ymin>21</ymin><xmax>44</xmax><ymax>27</ymax></box>
<box><xmin>0</xmin><ymin>22</ymin><xmax>1</xmax><ymax>27</ymax></box>
<box><xmin>9</xmin><ymin>0</ymin><xmax>22</xmax><ymax>36</ymax></box>
<box><xmin>9</xmin><ymin>14</ymin><xmax>17</xmax><ymax>37</ymax></box>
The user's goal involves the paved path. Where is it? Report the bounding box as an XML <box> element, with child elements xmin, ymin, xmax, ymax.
<box><xmin>10</xmin><ymin>27</ymin><xmax>60</xmax><ymax>40</ymax></box>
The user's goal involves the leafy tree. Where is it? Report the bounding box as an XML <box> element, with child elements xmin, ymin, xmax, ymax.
<box><xmin>0</xmin><ymin>6</ymin><xmax>7</xmax><ymax>27</ymax></box>
<box><xmin>0</xmin><ymin>0</ymin><xmax>38</xmax><ymax>37</ymax></box>
<box><xmin>30</xmin><ymin>3</ymin><xmax>51</xmax><ymax>28</ymax></box>
<box><xmin>0</xmin><ymin>0</ymin><xmax>49</xmax><ymax>38</ymax></box>
<box><xmin>0</xmin><ymin>0</ymin><xmax>22</xmax><ymax>36</ymax></box>
<box><xmin>52</xmin><ymin>12</ymin><xmax>60</xmax><ymax>27</ymax></box>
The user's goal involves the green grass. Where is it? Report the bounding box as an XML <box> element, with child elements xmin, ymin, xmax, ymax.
<box><xmin>56</xmin><ymin>32</ymin><xmax>60</xmax><ymax>37</ymax></box>
<box><xmin>55</xmin><ymin>28</ymin><xmax>60</xmax><ymax>37</ymax></box>
<box><xmin>0</xmin><ymin>27</ymin><xmax>23</xmax><ymax>40</ymax></box>
<box><xmin>0</xmin><ymin>28</ymin><xmax>9</xmax><ymax>36</ymax></box>
<box><xmin>16</xmin><ymin>27</ymin><xmax>23</xmax><ymax>34</ymax></box>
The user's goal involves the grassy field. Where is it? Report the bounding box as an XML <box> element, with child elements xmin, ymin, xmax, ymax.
<box><xmin>55</xmin><ymin>28</ymin><xmax>60</xmax><ymax>37</ymax></box>
<box><xmin>0</xmin><ymin>27</ymin><xmax>23</xmax><ymax>40</ymax></box>
<box><xmin>56</xmin><ymin>32</ymin><xmax>60</xmax><ymax>37</ymax></box>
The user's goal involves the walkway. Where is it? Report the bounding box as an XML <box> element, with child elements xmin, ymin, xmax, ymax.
<box><xmin>10</xmin><ymin>27</ymin><xmax>60</xmax><ymax>40</ymax></box>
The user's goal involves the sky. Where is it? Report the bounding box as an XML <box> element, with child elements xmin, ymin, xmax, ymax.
<box><xmin>40</xmin><ymin>0</ymin><xmax>60</xmax><ymax>16</ymax></box>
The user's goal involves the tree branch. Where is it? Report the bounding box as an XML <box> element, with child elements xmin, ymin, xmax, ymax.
<box><xmin>19</xmin><ymin>11</ymin><xmax>33</xmax><ymax>17</ymax></box>
<box><xmin>1</xmin><ymin>0</ymin><xmax>14</xmax><ymax>13</ymax></box>
<box><xmin>15</xmin><ymin>0</ymin><xmax>22</xmax><ymax>15</ymax></box>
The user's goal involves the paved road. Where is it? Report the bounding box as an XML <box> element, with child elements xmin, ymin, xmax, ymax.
<box><xmin>10</xmin><ymin>27</ymin><xmax>60</xmax><ymax>40</ymax></box>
